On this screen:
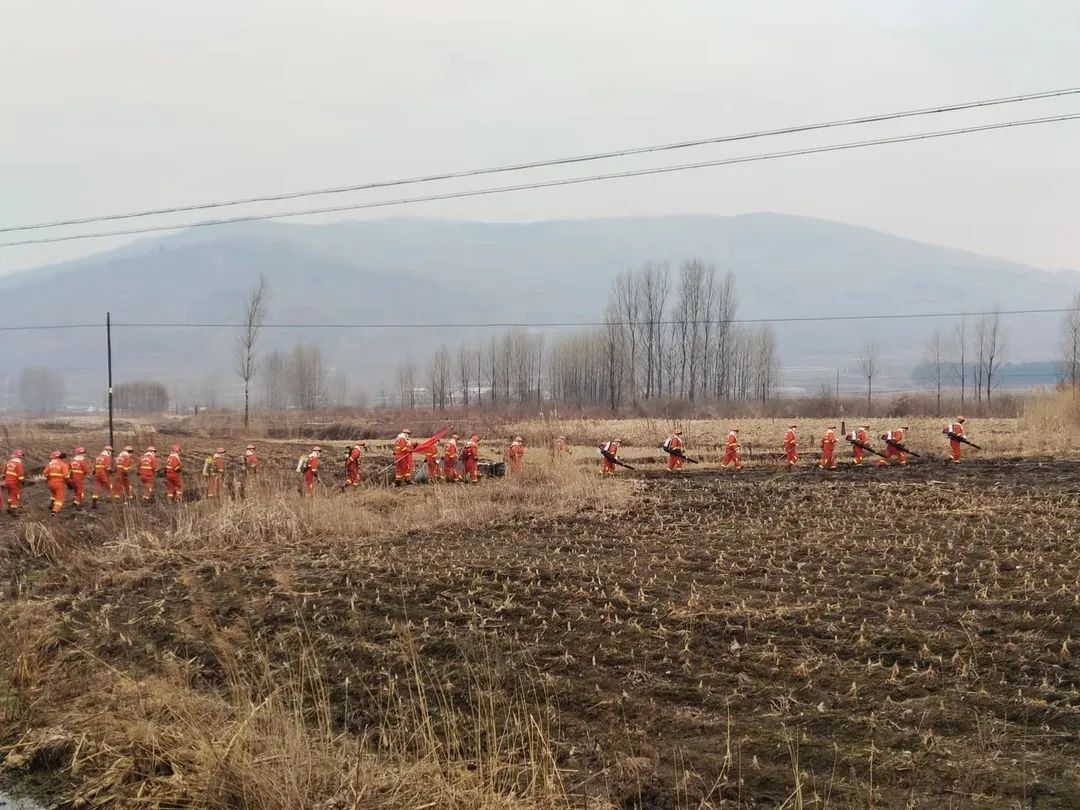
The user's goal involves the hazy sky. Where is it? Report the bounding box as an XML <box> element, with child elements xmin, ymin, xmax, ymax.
<box><xmin>3</xmin><ymin>0</ymin><xmax>1079</xmax><ymax>275</ymax></box>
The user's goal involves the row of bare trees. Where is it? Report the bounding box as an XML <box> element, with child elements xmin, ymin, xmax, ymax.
<box><xmin>910</xmin><ymin>312</ymin><xmax>1010</xmax><ymax>413</ymax></box>
<box><xmin>391</xmin><ymin>259</ymin><xmax>780</xmax><ymax>410</ymax></box>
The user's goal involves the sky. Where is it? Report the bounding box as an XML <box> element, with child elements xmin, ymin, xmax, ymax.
<box><xmin>3</xmin><ymin>0</ymin><xmax>1080</xmax><ymax>275</ymax></box>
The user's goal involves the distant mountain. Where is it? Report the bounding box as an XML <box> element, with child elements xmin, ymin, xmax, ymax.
<box><xmin>2</xmin><ymin>214</ymin><xmax>1076</xmax><ymax>406</ymax></box>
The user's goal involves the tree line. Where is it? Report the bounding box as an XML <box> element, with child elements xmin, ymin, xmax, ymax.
<box><xmin>393</xmin><ymin>259</ymin><xmax>780</xmax><ymax>410</ymax></box>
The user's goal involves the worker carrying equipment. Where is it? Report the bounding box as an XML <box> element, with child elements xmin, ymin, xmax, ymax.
<box><xmin>425</xmin><ymin>438</ymin><xmax>441</xmax><ymax>482</ymax></box>
<box><xmin>819</xmin><ymin>425</ymin><xmax>838</xmax><ymax>470</ymax></box>
<box><xmin>301</xmin><ymin>446</ymin><xmax>321</xmax><ymax>495</ymax></box>
<box><xmin>92</xmin><ymin>446</ymin><xmax>113</xmax><ymax>508</ymax></box>
<box><xmin>343</xmin><ymin>443</ymin><xmax>364</xmax><ymax>490</ymax></box>
<box><xmin>244</xmin><ymin>444</ymin><xmax>258</xmax><ymax>476</ymax></box>
<box><xmin>877</xmin><ymin>426</ymin><xmax>918</xmax><ymax>466</ymax></box>
<box><xmin>4</xmin><ymin>450</ymin><xmax>25</xmax><ymax>513</ymax></box>
<box><xmin>662</xmin><ymin>429</ymin><xmax>685</xmax><ymax>473</ymax></box>
<box><xmin>44</xmin><ymin>451</ymin><xmax>71</xmax><ymax>515</ymax></box>
<box><xmin>113</xmin><ymin>445</ymin><xmax>135</xmax><ymax>501</ymax></box>
<box><xmin>507</xmin><ymin>436</ymin><xmax>525</xmax><ymax>475</ymax></box>
<box><xmin>393</xmin><ymin>430</ymin><xmax>415</xmax><ymax>486</ymax></box>
<box><xmin>943</xmin><ymin>416</ymin><xmax>979</xmax><ymax>462</ymax></box>
<box><xmin>462</xmin><ymin>435</ymin><xmax>480</xmax><ymax>483</ymax></box>
<box><xmin>721</xmin><ymin>428</ymin><xmax>742</xmax><ymax>471</ymax></box>
<box><xmin>138</xmin><ymin>447</ymin><xmax>159</xmax><ymax>501</ymax></box>
<box><xmin>205</xmin><ymin>448</ymin><xmax>226</xmax><ymax>498</ymax></box>
<box><xmin>443</xmin><ymin>434</ymin><xmax>459</xmax><ymax>482</ymax></box>
<box><xmin>69</xmin><ymin>447</ymin><xmax>90</xmax><ymax>507</ymax></box>
<box><xmin>846</xmin><ymin>425</ymin><xmax>882</xmax><ymax>464</ymax></box>
<box><xmin>165</xmin><ymin>446</ymin><xmax>183</xmax><ymax>501</ymax></box>
<box><xmin>783</xmin><ymin>425</ymin><xmax>798</xmax><ymax>467</ymax></box>
<box><xmin>598</xmin><ymin>438</ymin><xmax>633</xmax><ymax>474</ymax></box>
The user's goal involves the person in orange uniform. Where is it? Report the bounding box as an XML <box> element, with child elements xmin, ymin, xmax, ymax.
<box><xmin>138</xmin><ymin>446</ymin><xmax>159</xmax><ymax>501</ymax></box>
<box><xmin>69</xmin><ymin>447</ymin><xmax>91</xmax><ymax>507</ymax></box>
<box><xmin>113</xmin><ymin>445</ymin><xmax>135</xmax><ymax>501</ymax></box>
<box><xmin>164</xmin><ymin>445</ymin><xmax>183</xmax><ymax>502</ymax></box>
<box><xmin>818</xmin><ymin>425</ymin><xmax>838</xmax><ymax>469</ymax></box>
<box><xmin>877</xmin><ymin>426</ymin><xmax>910</xmax><ymax>466</ymax></box>
<box><xmin>462</xmin><ymin>435</ymin><xmax>480</xmax><ymax>482</ymax></box>
<box><xmin>944</xmin><ymin>416</ymin><xmax>967</xmax><ymax>464</ymax></box>
<box><xmin>721</xmin><ymin>428</ymin><xmax>742</xmax><ymax>471</ymax></box>
<box><xmin>92</xmin><ymin>445</ymin><xmax>113</xmax><ymax>508</ymax></box>
<box><xmin>302</xmin><ymin>446</ymin><xmax>321</xmax><ymax>495</ymax></box>
<box><xmin>783</xmin><ymin>424</ymin><xmax>798</xmax><ymax>467</ymax></box>
<box><xmin>44</xmin><ymin>451</ymin><xmax>71</xmax><ymax>515</ymax></box>
<box><xmin>393</xmin><ymin>430</ymin><xmax>414</xmax><ymax>486</ymax></box>
<box><xmin>442</xmin><ymin>434</ymin><xmax>459</xmax><ymax>482</ymax></box>
<box><xmin>243</xmin><ymin>444</ymin><xmax>258</xmax><ymax>476</ymax></box>
<box><xmin>424</xmin><ymin>439</ymin><xmax>441</xmax><ymax>482</ymax></box>
<box><xmin>848</xmin><ymin>424</ymin><xmax>870</xmax><ymax>465</ymax></box>
<box><xmin>552</xmin><ymin>435</ymin><xmax>570</xmax><ymax>461</ymax></box>
<box><xmin>206</xmin><ymin>448</ymin><xmax>226</xmax><ymax>498</ymax></box>
<box><xmin>507</xmin><ymin>436</ymin><xmax>525</xmax><ymax>474</ymax></box>
<box><xmin>343</xmin><ymin>443</ymin><xmax>364</xmax><ymax>489</ymax></box>
<box><xmin>598</xmin><ymin>437</ymin><xmax>621</xmax><ymax>476</ymax></box>
<box><xmin>664</xmin><ymin>429</ymin><xmax>684</xmax><ymax>473</ymax></box>
<box><xmin>4</xmin><ymin>449</ymin><xmax>25</xmax><ymax>513</ymax></box>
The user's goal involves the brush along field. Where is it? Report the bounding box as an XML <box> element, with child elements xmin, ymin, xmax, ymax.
<box><xmin>1</xmin><ymin>416</ymin><xmax>1078</xmax><ymax>809</ymax></box>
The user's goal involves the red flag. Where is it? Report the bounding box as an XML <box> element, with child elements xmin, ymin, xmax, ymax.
<box><xmin>411</xmin><ymin>427</ymin><xmax>451</xmax><ymax>457</ymax></box>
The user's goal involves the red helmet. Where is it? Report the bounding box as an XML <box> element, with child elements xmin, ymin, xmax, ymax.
<box><xmin>74</xmin><ymin>447</ymin><xmax>85</xmax><ymax>454</ymax></box>
<box><xmin>103</xmin><ymin>445</ymin><xmax>113</xmax><ymax>452</ymax></box>
<box><xmin>216</xmin><ymin>447</ymin><xmax>225</xmax><ymax>454</ymax></box>
<box><xmin>13</xmin><ymin>449</ymin><xmax>23</xmax><ymax>457</ymax></box>
<box><xmin>123</xmin><ymin>445</ymin><xmax>134</xmax><ymax>452</ymax></box>
<box><xmin>171</xmin><ymin>445</ymin><xmax>181</xmax><ymax>452</ymax></box>
<box><xmin>146</xmin><ymin>446</ymin><xmax>156</xmax><ymax>453</ymax></box>
<box><xmin>50</xmin><ymin>450</ymin><xmax>61</xmax><ymax>459</ymax></box>
<box><xmin>246</xmin><ymin>444</ymin><xmax>255</xmax><ymax>450</ymax></box>
<box><xmin>312</xmin><ymin>445</ymin><xmax>322</xmax><ymax>452</ymax></box>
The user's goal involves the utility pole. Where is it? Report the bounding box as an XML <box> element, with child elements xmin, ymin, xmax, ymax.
<box><xmin>106</xmin><ymin>312</ymin><xmax>114</xmax><ymax>450</ymax></box>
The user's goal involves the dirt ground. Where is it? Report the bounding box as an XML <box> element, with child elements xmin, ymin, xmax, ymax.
<box><xmin>1</xmin><ymin>424</ymin><xmax>1078</xmax><ymax>808</ymax></box>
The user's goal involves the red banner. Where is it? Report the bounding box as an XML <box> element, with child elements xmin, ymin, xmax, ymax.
<box><xmin>411</xmin><ymin>427</ymin><xmax>452</xmax><ymax>457</ymax></box>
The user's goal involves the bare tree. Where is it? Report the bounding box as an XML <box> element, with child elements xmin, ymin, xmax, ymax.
<box><xmin>979</xmin><ymin>311</ymin><xmax>1007</xmax><ymax>407</ymax></box>
<box><xmin>114</xmin><ymin>381</ymin><xmax>169</xmax><ymax>413</ymax></box>
<box><xmin>952</xmin><ymin>317</ymin><xmax>968</xmax><ymax>407</ymax></box>
<box><xmin>857</xmin><ymin>341</ymin><xmax>879</xmax><ymax>415</ymax></box>
<box><xmin>287</xmin><ymin>343</ymin><xmax>325</xmax><ymax>410</ymax></box>
<box><xmin>1061</xmin><ymin>293</ymin><xmax>1080</xmax><ymax>394</ymax></box>
<box><xmin>457</xmin><ymin>342</ymin><xmax>472</xmax><ymax>407</ymax></box>
<box><xmin>235</xmin><ymin>273</ymin><xmax>269</xmax><ymax>427</ymax></box>
<box><xmin>752</xmin><ymin>325</ymin><xmax>779</xmax><ymax>403</ymax></box>
<box><xmin>923</xmin><ymin>329</ymin><xmax>947</xmax><ymax>416</ymax></box>
<box><xmin>262</xmin><ymin>349</ymin><xmax>288</xmax><ymax>410</ymax></box>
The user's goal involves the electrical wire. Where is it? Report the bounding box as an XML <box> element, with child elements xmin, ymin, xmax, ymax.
<box><xmin>3</xmin><ymin>111</ymin><xmax>1080</xmax><ymax>249</ymax></box>
<box><xmin>4</xmin><ymin>86</ymin><xmax>1079</xmax><ymax>235</ymax></box>
<box><xmin>0</xmin><ymin>306</ymin><xmax>1068</xmax><ymax>333</ymax></box>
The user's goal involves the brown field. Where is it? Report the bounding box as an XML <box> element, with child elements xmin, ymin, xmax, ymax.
<box><xmin>1</xmin><ymin>409</ymin><xmax>1078</xmax><ymax>809</ymax></box>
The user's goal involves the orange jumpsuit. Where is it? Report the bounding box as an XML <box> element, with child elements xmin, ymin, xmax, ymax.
<box><xmin>345</xmin><ymin>446</ymin><xmax>362</xmax><ymax>487</ymax></box>
<box><xmin>138</xmin><ymin>452</ymin><xmax>159</xmax><ymax>500</ymax></box>
<box><xmin>4</xmin><ymin>457</ymin><xmax>25</xmax><ymax>512</ymax></box>
<box><xmin>462</xmin><ymin>440</ymin><xmax>479</xmax><ymax>482</ymax></box>
<box><xmin>425</xmin><ymin>444</ymin><xmax>440</xmax><ymax>481</ymax></box>
<box><xmin>45</xmin><ymin>458</ymin><xmax>71</xmax><ymax>514</ymax></box>
<box><xmin>442</xmin><ymin>439</ymin><xmax>459</xmax><ymax>482</ymax></box>
<box><xmin>507</xmin><ymin>441</ymin><xmax>525</xmax><ymax>474</ymax></box>
<box><xmin>819</xmin><ymin>429</ymin><xmax>837</xmax><ymax>469</ymax></box>
<box><xmin>165</xmin><ymin>452</ymin><xmax>183</xmax><ymax>501</ymax></box>
<box><xmin>69</xmin><ymin>454</ymin><xmax>90</xmax><ymax>506</ymax></box>
<box><xmin>599</xmin><ymin>440</ymin><xmax>620</xmax><ymax>475</ymax></box>
<box><xmin>877</xmin><ymin>429</ymin><xmax>908</xmax><ymax>466</ymax></box>
<box><xmin>303</xmin><ymin>453</ymin><xmax>319</xmax><ymax>495</ymax></box>
<box><xmin>783</xmin><ymin>429</ymin><xmax>798</xmax><ymax>466</ymax></box>
<box><xmin>665</xmin><ymin>434</ymin><xmax>683</xmax><ymax>472</ymax></box>
<box><xmin>93</xmin><ymin>451</ymin><xmax>113</xmax><ymax>504</ymax></box>
<box><xmin>849</xmin><ymin>428</ymin><xmax>870</xmax><ymax>465</ymax></box>
<box><xmin>393</xmin><ymin>436</ymin><xmax>414</xmax><ymax>484</ymax></box>
<box><xmin>721</xmin><ymin>432</ymin><xmax>742</xmax><ymax>470</ymax></box>
<box><xmin>244</xmin><ymin>449</ymin><xmax>258</xmax><ymax>477</ymax></box>
<box><xmin>945</xmin><ymin>421</ymin><xmax>965</xmax><ymax>463</ymax></box>
<box><xmin>113</xmin><ymin>450</ymin><xmax>134</xmax><ymax>500</ymax></box>
<box><xmin>552</xmin><ymin>437</ymin><xmax>570</xmax><ymax>460</ymax></box>
<box><xmin>207</xmin><ymin>453</ymin><xmax>226</xmax><ymax>497</ymax></box>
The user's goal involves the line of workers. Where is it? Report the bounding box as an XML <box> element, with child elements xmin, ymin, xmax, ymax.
<box><xmin>601</xmin><ymin>417</ymin><xmax>972</xmax><ymax>474</ymax></box>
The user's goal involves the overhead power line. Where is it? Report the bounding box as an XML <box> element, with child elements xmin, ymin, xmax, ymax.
<box><xmin>4</xmin><ymin>86</ymin><xmax>1079</xmax><ymax>236</ymax></box>
<box><xmin>4</xmin><ymin>111</ymin><xmax>1079</xmax><ymax>249</ymax></box>
<box><xmin>0</xmin><ymin>306</ymin><xmax>1067</xmax><ymax>333</ymax></box>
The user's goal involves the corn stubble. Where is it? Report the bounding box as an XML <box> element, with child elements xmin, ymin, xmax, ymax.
<box><xmin>1</xmin><ymin>415</ymin><xmax>1079</xmax><ymax>809</ymax></box>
